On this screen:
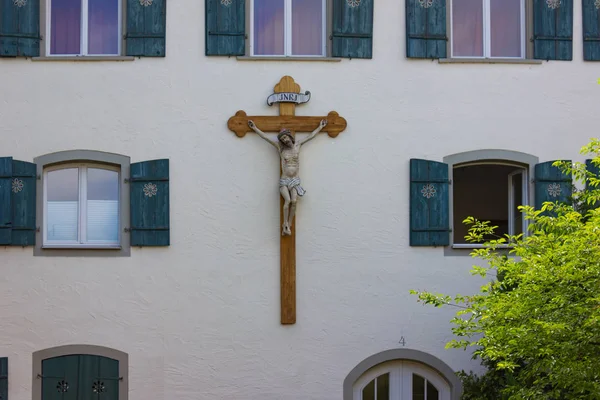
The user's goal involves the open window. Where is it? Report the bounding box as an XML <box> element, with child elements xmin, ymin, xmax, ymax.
<box><xmin>452</xmin><ymin>162</ymin><xmax>528</xmax><ymax>246</ymax></box>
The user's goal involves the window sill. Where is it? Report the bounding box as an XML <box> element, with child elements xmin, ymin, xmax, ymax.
<box><xmin>236</xmin><ymin>56</ymin><xmax>342</xmax><ymax>62</ymax></box>
<box><xmin>438</xmin><ymin>58</ymin><xmax>543</xmax><ymax>65</ymax></box>
<box><xmin>452</xmin><ymin>244</ymin><xmax>514</xmax><ymax>249</ymax></box>
<box><xmin>31</xmin><ymin>56</ymin><xmax>135</xmax><ymax>62</ymax></box>
<box><xmin>42</xmin><ymin>245</ymin><xmax>122</xmax><ymax>250</ymax></box>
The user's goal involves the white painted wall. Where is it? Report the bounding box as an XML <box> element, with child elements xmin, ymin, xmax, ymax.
<box><xmin>1</xmin><ymin>0</ymin><xmax>598</xmax><ymax>398</ymax></box>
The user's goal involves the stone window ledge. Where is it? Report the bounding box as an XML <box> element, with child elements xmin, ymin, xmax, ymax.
<box><xmin>438</xmin><ymin>58</ymin><xmax>543</xmax><ymax>65</ymax></box>
<box><xmin>236</xmin><ymin>56</ymin><xmax>342</xmax><ymax>62</ymax></box>
<box><xmin>31</xmin><ymin>56</ymin><xmax>135</xmax><ymax>62</ymax></box>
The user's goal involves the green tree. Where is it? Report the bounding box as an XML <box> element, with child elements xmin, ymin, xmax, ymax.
<box><xmin>411</xmin><ymin>140</ymin><xmax>600</xmax><ymax>399</ymax></box>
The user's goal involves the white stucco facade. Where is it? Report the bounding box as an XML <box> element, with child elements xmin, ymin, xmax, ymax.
<box><xmin>0</xmin><ymin>0</ymin><xmax>598</xmax><ymax>398</ymax></box>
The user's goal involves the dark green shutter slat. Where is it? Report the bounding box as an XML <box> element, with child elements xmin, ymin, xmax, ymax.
<box><xmin>534</xmin><ymin>160</ymin><xmax>572</xmax><ymax>210</ymax></box>
<box><xmin>125</xmin><ymin>0</ymin><xmax>166</xmax><ymax>56</ymax></box>
<box><xmin>130</xmin><ymin>159</ymin><xmax>170</xmax><ymax>246</ymax></box>
<box><xmin>332</xmin><ymin>0</ymin><xmax>373</xmax><ymax>59</ymax></box>
<box><xmin>98</xmin><ymin>356</ymin><xmax>119</xmax><ymax>400</ymax></box>
<box><xmin>41</xmin><ymin>355</ymin><xmax>79</xmax><ymax>400</ymax></box>
<box><xmin>406</xmin><ymin>0</ymin><xmax>446</xmax><ymax>59</ymax></box>
<box><xmin>0</xmin><ymin>357</ymin><xmax>7</xmax><ymax>400</ymax></box>
<box><xmin>410</xmin><ymin>159</ymin><xmax>450</xmax><ymax>246</ymax></box>
<box><xmin>583</xmin><ymin>0</ymin><xmax>600</xmax><ymax>60</ymax></box>
<box><xmin>0</xmin><ymin>0</ymin><xmax>40</xmax><ymax>57</ymax></box>
<box><xmin>10</xmin><ymin>160</ymin><xmax>36</xmax><ymax>246</ymax></box>
<box><xmin>0</xmin><ymin>158</ymin><xmax>13</xmax><ymax>246</ymax></box>
<box><xmin>205</xmin><ymin>0</ymin><xmax>245</xmax><ymax>56</ymax></box>
<box><xmin>533</xmin><ymin>0</ymin><xmax>573</xmax><ymax>60</ymax></box>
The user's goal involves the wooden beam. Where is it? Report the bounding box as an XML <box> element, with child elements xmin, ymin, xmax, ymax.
<box><xmin>227</xmin><ymin>110</ymin><xmax>347</xmax><ymax>138</ymax></box>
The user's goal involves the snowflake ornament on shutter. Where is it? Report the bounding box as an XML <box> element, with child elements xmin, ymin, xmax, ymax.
<box><xmin>421</xmin><ymin>184</ymin><xmax>436</xmax><ymax>199</ymax></box>
<box><xmin>11</xmin><ymin>178</ymin><xmax>23</xmax><ymax>193</ymax></box>
<box><xmin>143</xmin><ymin>183</ymin><xmax>158</xmax><ymax>198</ymax></box>
<box><xmin>220</xmin><ymin>0</ymin><xmax>232</xmax><ymax>5</ymax></box>
<box><xmin>546</xmin><ymin>0</ymin><xmax>561</xmax><ymax>9</ymax></box>
<box><xmin>547</xmin><ymin>183</ymin><xmax>562</xmax><ymax>198</ymax></box>
<box><xmin>419</xmin><ymin>0</ymin><xmax>433</xmax><ymax>8</ymax></box>
<box><xmin>596</xmin><ymin>0</ymin><xmax>600</xmax><ymax>9</ymax></box>
<box><xmin>346</xmin><ymin>0</ymin><xmax>360</xmax><ymax>7</ymax></box>
<box><xmin>13</xmin><ymin>0</ymin><xmax>27</xmax><ymax>7</ymax></box>
<box><xmin>139</xmin><ymin>0</ymin><xmax>153</xmax><ymax>6</ymax></box>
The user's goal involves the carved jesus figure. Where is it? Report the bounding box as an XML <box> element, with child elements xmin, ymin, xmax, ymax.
<box><xmin>248</xmin><ymin>119</ymin><xmax>328</xmax><ymax>236</ymax></box>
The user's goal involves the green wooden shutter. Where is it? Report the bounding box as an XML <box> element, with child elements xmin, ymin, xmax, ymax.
<box><xmin>0</xmin><ymin>357</ymin><xmax>7</xmax><ymax>400</ymax></box>
<box><xmin>534</xmin><ymin>160</ymin><xmax>572</xmax><ymax>209</ymax></box>
<box><xmin>125</xmin><ymin>0</ymin><xmax>167</xmax><ymax>57</ymax></box>
<box><xmin>78</xmin><ymin>355</ymin><xmax>119</xmax><ymax>400</ymax></box>
<box><xmin>332</xmin><ymin>0</ymin><xmax>373</xmax><ymax>59</ymax></box>
<box><xmin>130</xmin><ymin>159</ymin><xmax>170</xmax><ymax>246</ymax></box>
<box><xmin>97</xmin><ymin>356</ymin><xmax>119</xmax><ymax>400</ymax></box>
<box><xmin>585</xmin><ymin>158</ymin><xmax>600</xmax><ymax>188</ymax></box>
<box><xmin>41</xmin><ymin>355</ymin><xmax>79</xmax><ymax>400</ymax></box>
<box><xmin>0</xmin><ymin>0</ymin><xmax>40</xmax><ymax>57</ymax></box>
<box><xmin>406</xmin><ymin>0</ymin><xmax>446</xmax><ymax>59</ymax></box>
<box><xmin>0</xmin><ymin>158</ymin><xmax>12</xmax><ymax>245</ymax></box>
<box><xmin>410</xmin><ymin>159</ymin><xmax>450</xmax><ymax>246</ymax></box>
<box><xmin>583</xmin><ymin>0</ymin><xmax>600</xmax><ymax>60</ymax></box>
<box><xmin>533</xmin><ymin>0</ymin><xmax>573</xmax><ymax>60</ymax></box>
<box><xmin>11</xmin><ymin>160</ymin><xmax>36</xmax><ymax>246</ymax></box>
<box><xmin>205</xmin><ymin>0</ymin><xmax>245</xmax><ymax>56</ymax></box>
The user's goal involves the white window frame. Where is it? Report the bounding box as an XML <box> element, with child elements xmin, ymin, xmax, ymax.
<box><xmin>451</xmin><ymin>161</ymin><xmax>529</xmax><ymax>249</ymax></box>
<box><xmin>46</xmin><ymin>0</ymin><xmax>122</xmax><ymax>57</ymax></box>
<box><xmin>352</xmin><ymin>360</ymin><xmax>451</xmax><ymax>400</ymax></box>
<box><xmin>450</xmin><ymin>0</ymin><xmax>526</xmax><ymax>59</ymax></box>
<box><xmin>249</xmin><ymin>0</ymin><xmax>327</xmax><ymax>57</ymax></box>
<box><xmin>42</xmin><ymin>163</ymin><xmax>121</xmax><ymax>249</ymax></box>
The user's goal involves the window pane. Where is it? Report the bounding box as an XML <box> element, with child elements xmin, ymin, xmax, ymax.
<box><xmin>512</xmin><ymin>173</ymin><xmax>523</xmax><ymax>236</ymax></box>
<box><xmin>376</xmin><ymin>373</ymin><xmax>389</xmax><ymax>400</ymax></box>
<box><xmin>87</xmin><ymin>169</ymin><xmax>119</xmax><ymax>242</ymax></box>
<box><xmin>88</xmin><ymin>0</ymin><xmax>120</xmax><ymax>55</ymax></box>
<box><xmin>51</xmin><ymin>0</ymin><xmax>82</xmax><ymax>55</ymax></box>
<box><xmin>362</xmin><ymin>379</ymin><xmax>375</xmax><ymax>400</ymax></box>
<box><xmin>292</xmin><ymin>0</ymin><xmax>323</xmax><ymax>55</ymax></box>
<box><xmin>412</xmin><ymin>374</ymin><xmax>425</xmax><ymax>400</ymax></box>
<box><xmin>254</xmin><ymin>0</ymin><xmax>284</xmax><ymax>55</ymax></box>
<box><xmin>47</xmin><ymin>169</ymin><xmax>79</xmax><ymax>241</ymax></box>
<box><xmin>452</xmin><ymin>0</ymin><xmax>483</xmax><ymax>57</ymax></box>
<box><xmin>490</xmin><ymin>0</ymin><xmax>522</xmax><ymax>57</ymax></box>
<box><xmin>427</xmin><ymin>381</ymin><xmax>439</xmax><ymax>400</ymax></box>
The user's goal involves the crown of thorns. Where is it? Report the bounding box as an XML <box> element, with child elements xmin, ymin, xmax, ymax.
<box><xmin>277</xmin><ymin>128</ymin><xmax>294</xmax><ymax>142</ymax></box>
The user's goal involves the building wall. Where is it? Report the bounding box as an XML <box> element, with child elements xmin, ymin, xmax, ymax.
<box><xmin>1</xmin><ymin>0</ymin><xmax>598</xmax><ymax>399</ymax></box>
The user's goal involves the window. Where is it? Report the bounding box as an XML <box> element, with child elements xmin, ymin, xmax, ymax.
<box><xmin>250</xmin><ymin>0</ymin><xmax>326</xmax><ymax>56</ymax></box>
<box><xmin>47</xmin><ymin>0</ymin><xmax>121</xmax><ymax>56</ymax></box>
<box><xmin>452</xmin><ymin>162</ymin><xmax>528</xmax><ymax>246</ymax></box>
<box><xmin>33</xmin><ymin>345</ymin><xmax>128</xmax><ymax>400</ymax></box>
<box><xmin>352</xmin><ymin>361</ymin><xmax>451</xmax><ymax>400</ymax></box>
<box><xmin>451</xmin><ymin>0</ymin><xmax>525</xmax><ymax>58</ymax></box>
<box><xmin>43</xmin><ymin>164</ymin><xmax>120</xmax><ymax>248</ymax></box>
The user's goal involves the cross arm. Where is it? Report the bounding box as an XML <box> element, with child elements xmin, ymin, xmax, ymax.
<box><xmin>227</xmin><ymin>110</ymin><xmax>347</xmax><ymax>138</ymax></box>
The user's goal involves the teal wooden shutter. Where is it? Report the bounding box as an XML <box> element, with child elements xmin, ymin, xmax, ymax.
<box><xmin>0</xmin><ymin>158</ymin><xmax>12</xmax><ymax>245</ymax></box>
<box><xmin>406</xmin><ymin>0</ymin><xmax>446</xmax><ymax>59</ymax></box>
<box><xmin>130</xmin><ymin>159</ymin><xmax>170</xmax><ymax>246</ymax></box>
<box><xmin>585</xmin><ymin>158</ymin><xmax>600</xmax><ymax>189</ymax></box>
<box><xmin>583</xmin><ymin>0</ymin><xmax>600</xmax><ymax>60</ymax></box>
<box><xmin>125</xmin><ymin>0</ymin><xmax>167</xmax><ymax>57</ymax></box>
<box><xmin>534</xmin><ymin>160</ymin><xmax>572</xmax><ymax>209</ymax></box>
<box><xmin>410</xmin><ymin>159</ymin><xmax>450</xmax><ymax>246</ymax></box>
<box><xmin>533</xmin><ymin>0</ymin><xmax>573</xmax><ymax>60</ymax></box>
<box><xmin>41</xmin><ymin>355</ymin><xmax>79</xmax><ymax>400</ymax></box>
<box><xmin>0</xmin><ymin>158</ymin><xmax>36</xmax><ymax>246</ymax></box>
<box><xmin>205</xmin><ymin>0</ymin><xmax>245</xmax><ymax>56</ymax></box>
<box><xmin>79</xmin><ymin>355</ymin><xmax>119</xmax><ymax>400</ymax></box>
<box><xmin>0</xmin><ymin>0</ymin><xmax>40</xmax><ymax>57</ymax></box>
<box><xmin>11</xmin><ymin>160</ymin><xmax>36</xmax><ymax>246</ymax></box>
<box><xmin>0</xmin><ymin>357</ymin><xmax>7</xmax><ymax>400</ymax></box>
<box><xmin>332</xmin><ymin>0</ymin><xmax>373</xmax><ymax>59</ymax></box>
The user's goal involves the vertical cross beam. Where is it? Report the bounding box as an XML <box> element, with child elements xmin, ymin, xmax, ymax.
<box><xmin>275</xmin><ymin>76</ymin><xmax>299</xmax><ymax>325</ymax></box>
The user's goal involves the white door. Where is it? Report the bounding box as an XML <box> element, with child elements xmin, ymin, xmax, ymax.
<box><xmin>352</xmin><ymin>360</ymin><xmax>451</xmax><ymax>400</ymax></box>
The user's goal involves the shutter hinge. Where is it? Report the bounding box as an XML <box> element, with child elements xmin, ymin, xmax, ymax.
<box><xmin>36</xmin><ymin>227</ymin><xmax>40</xmax><ymax>232</ymax></box>
<box><xmin>124</xmin><ymin>178</ymin><xmax>130</xmax><ymax>183</ymax></box>
<box><xmin>37</xmin><ymin>175</ymin><xmax>41</xmax><ymax>180</ymax></box>
<box><xmin>124</xmin><ymin>228</ymin><xmax>131</xmax><ymax>233</ymax></box>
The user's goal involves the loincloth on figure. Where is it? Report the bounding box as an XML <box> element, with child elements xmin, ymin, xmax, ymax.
<box><xmin>279</xmin><ymin>177</ymin><xmax>306</xmax><ymax>196</ymax></box>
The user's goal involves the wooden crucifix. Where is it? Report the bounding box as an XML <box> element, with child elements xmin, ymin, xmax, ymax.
<box><xmin>227</xmin><ymin>76</ymin><xmax>347</xmax><ymax>325</ymax></box>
